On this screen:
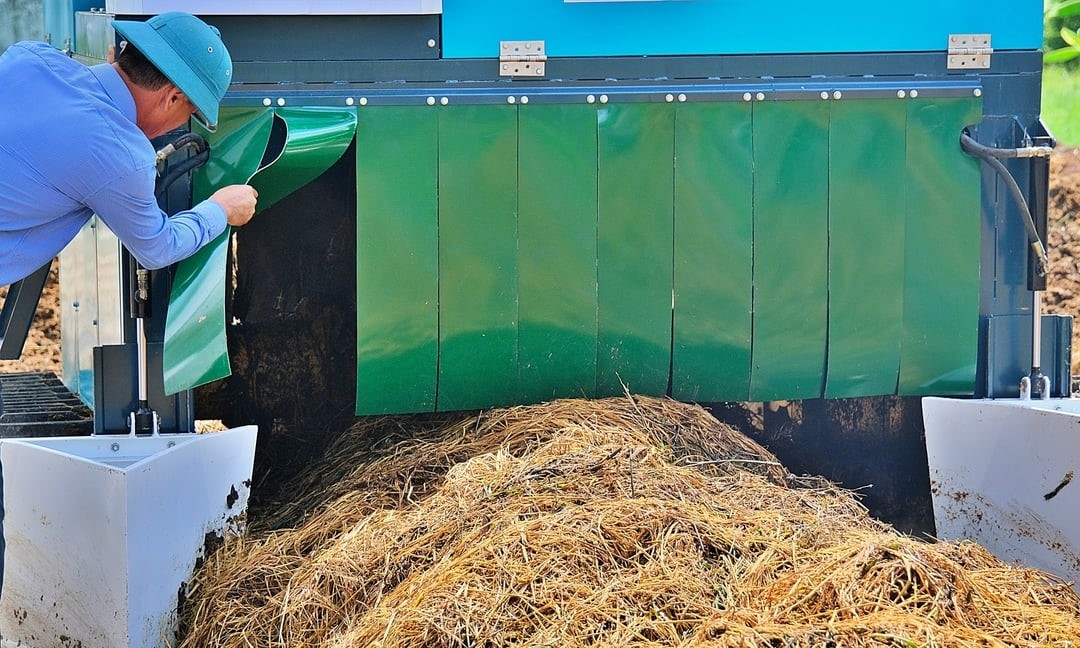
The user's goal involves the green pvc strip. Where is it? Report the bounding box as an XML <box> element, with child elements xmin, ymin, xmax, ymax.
<box><xmin>164</xmin><ymin>108</ymin><xmax>273</xmax><ymax>396</ymax></box>
<box><xmin>437</xmin><ymin>105</ymin><xmax>520</xmax><ymax>411</ymax></box>
<box><xmin>596</xmin><ymin>103</ymin><xmax>675</xmax><ymax>398</ymax></box>
<box><xmin>355</xmin><ymin>107</ymin><xmax>439</xmax><ymax>414</ymax></box>
<box><xmin>518</xmin><ymin>104</ymin><xmax>599</xmax><ymax>404</ymax></box>
<box><xmin>749</xmin><ymin>100</ymin><xmax>830</xmax><ymax>402</ymax></box>
<box><xmin>898</xmin><ymin>98</ymin><xmax>982</xmax><ymax>395</ymax></box>
<box><xmin>195</xmin><ymin>108</ymin><xmax>277</xmax><ymax>193</ymax></box>
<box><xmin>672</xmin><ymin>102</ymin><xmax>753</xmax><ymax>402</ymax></box>
<box><xmin>249</xmin><ymin>107</ymin><xmax>358</xmax><ymax>212</ymax></box>
<box><xmin>164</xmin><ymin>107</ymin><xmax>356</xmax><ymax>395</ymax></box>
<box><xmin>825</xmin><ymin>99</ymin><xmax>907</xmax><ymax>398</ymax></box>
<box><xmin>162</xmin><ymin>234</ymin><xmax>231</xmax><ymax>395</ymax></box>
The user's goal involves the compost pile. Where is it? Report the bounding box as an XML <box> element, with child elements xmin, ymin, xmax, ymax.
<box><xmin>178</xmin><ymin>395</ymin><xmax>1080</xmax><ymax>647</ymax></box>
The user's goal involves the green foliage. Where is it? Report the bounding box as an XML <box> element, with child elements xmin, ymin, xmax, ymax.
<box><xmin>1046</xmin><ymin>0</ymin><xmax>1080</xmax><ymax>65</ymax></box>
<box><xmin>1042</xmin><ymin>65</ymin><xmax>1080</xmax><ymax>146</ymax></box>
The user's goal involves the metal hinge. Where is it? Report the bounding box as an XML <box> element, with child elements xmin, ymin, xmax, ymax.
<box><xmin>947</xmin><ymin>34</ymin><xmax>992</xmax><ymax>70</ymax></box>
<box><xmin>499</xmin><ymin>40</ymin><xmax>546</xmax><ymax>77</ymax></box>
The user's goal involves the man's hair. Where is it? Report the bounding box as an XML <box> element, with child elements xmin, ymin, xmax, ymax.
<box><xmin>115</xmin><ymin>43</ymin><xmax>171</xmax><ymax>90</ymax></box>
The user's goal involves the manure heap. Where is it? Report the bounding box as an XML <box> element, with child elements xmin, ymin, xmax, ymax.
<box><xmin>180</xmin><ymin>396</ymin><xmax>1080</xmax><ymax>647</ymax></box>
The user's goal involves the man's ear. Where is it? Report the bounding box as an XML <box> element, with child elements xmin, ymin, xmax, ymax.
<box><xmin>148</xmin><ymin>84</ymin><xmax>180</xmax><ymax>112</ymax></box>
<box><xmin>167</xmin><ymin>85</ymin><xmax>187</xmax><ymax>107</ymax></box>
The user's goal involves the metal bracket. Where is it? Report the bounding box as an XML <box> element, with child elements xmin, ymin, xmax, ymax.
<box><xmin>947</xmin><ymin>34</ymin><xmax>992</xmax><ymax>70</ymax></box>
<box><xmin>499</xmin><ymin>40</ymin><xmax>546</xmax><ymax>77</ymax></box>
<box><xmin>0</xmin><ymin>263</ymin><xmax>51</xmax><ymax>360</ymax></box>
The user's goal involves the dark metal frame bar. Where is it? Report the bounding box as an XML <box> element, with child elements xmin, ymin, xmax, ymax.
<box><xmin>0</xmin><ymin>264</ymin><xmax>51</xmax><ymax>361</ymax></box>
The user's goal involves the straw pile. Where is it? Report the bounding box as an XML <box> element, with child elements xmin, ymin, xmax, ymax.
<box><xmin>178</xmin><ymin>395</ymin><xmax>1080</xmax><ymax>647</ymax></box>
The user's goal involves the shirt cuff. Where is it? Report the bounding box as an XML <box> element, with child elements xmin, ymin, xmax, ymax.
<box><xmin>193</xmin><ymin>198</ymin><xmax>229</xmax><ymax>240</ymax></box>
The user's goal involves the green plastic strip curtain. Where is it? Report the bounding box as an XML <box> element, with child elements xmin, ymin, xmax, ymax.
<box><xmin>163</xmin><ymin>107</ymin><xmax>356</xmax><ymax>395</ymax></box>
<box><xmin>354</xmin><ymin>107</ymin><xmax>440</xmax><ymax>414</ymax></box>
<box><xmin>354</xmin><ymin>95</ymin><xmax>981</xmax><ymax>414</ymax></box>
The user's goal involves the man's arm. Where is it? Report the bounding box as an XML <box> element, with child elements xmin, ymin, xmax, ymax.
<box><xmin>87</xmin><ymin>166</ymin><xmax>224</xmax><ymax>269</ymax></box>
<box><xmin>86</xmin><ymin>166</ymin><xmax>255</xmax><ymax>269</ymax></box>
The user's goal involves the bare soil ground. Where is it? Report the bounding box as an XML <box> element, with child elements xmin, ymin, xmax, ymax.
<box><xmin>4</xmin><ymin>147</ymin><xmax>1080</xmax><ymax>376</ymax></box>
<box><xmin>1045</xmin><ymin>147</ymin><xmax>1080</xmax><ymax>373</ymax></box>
<box><xmin>0</xmin><ymin>262</ymin><xmax>61</xmax><ymax>375</ymax></box>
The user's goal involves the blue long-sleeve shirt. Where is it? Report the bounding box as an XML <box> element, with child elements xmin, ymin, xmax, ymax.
<box><xmin>0</xmin><ymin>41</ymin><xmax>226</xmax><ymax>286</ymax></box>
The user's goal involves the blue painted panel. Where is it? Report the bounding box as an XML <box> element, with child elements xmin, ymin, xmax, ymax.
<box><xmin>44</xmin><ymin>0</ymin><xmax>96</xmax><ymax>52</ymax></box>
<box><xmin>442</xmin><ymin>0</ymin><xmax>1041</xmax><ymax>58</ymax></box>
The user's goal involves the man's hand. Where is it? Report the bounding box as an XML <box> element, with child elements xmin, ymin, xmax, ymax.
<box><xmin>209</xmin><ymin>184</ymin><xmax>258</xmax><ymax>226</ymax></box>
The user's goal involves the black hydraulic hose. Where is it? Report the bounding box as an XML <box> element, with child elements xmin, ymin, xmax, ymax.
<box><xmin>154</xmin><ymin>132</ymin><xmax>208</xmax><ymax>163</ymax></box>
<box><xmin>154</xmin><ymin>132</ymin><xmax>211</xmax><ymax>199</ymax></box>
<box><xmin>959</xmin><ymin>129</ymin><xmax>1053</xmax><ymax>160</ymax></box>
<box><xmin>155</xmin><ymin>147</ymin><xmax>210</xmax><ymax>200</ymax></box>
<box><xmin>959</xmin><ymin>128</ymin><xmax>1050</xmax><ymax>276</ymax></box>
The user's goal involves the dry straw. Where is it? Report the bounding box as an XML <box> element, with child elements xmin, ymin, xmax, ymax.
<box><xmin>179</xmin><ymin>395</ymin><xmax>1080</xmax><ymax>647</ymax></box>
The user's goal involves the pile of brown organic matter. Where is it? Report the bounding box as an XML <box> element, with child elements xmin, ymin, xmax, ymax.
<box><xmin>178</xmin><ymin>396</ymin><xmax>1080</xmax><ymax>648</ymax></box>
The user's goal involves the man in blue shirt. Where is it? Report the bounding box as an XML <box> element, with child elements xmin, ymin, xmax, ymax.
<box><xmin>0</xmin><ymin>12</ymin><xmax>258</xmax><ymax>596</ymax></box>
<box><xmin>0</xmin><ymin>11</ymin><xmax>258</xmax><ymax>286</ymax></box>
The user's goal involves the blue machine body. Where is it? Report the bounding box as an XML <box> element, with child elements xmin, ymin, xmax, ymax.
<box><xmin>441</xmin><ymin>0</ymin><xmax>1042</xmax><ymax>57</ymax></box>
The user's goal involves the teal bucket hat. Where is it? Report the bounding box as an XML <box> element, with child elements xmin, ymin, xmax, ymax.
<box><xmin>112</xmin><ymin>12</ymin><xmax>232</xmax><ymax>131</ymax></box>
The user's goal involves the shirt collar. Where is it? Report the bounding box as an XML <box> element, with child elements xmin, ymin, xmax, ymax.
<box><xmin>89</xmin><ymin>63</ymin><xmax>137</xmax><ymax>125</ymax></box>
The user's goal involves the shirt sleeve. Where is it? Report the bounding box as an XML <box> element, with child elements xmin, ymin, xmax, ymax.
<box><xmin>85</xmin><ymin>165</ymin><xmax>228</xmax><ymax>270</ymax></box>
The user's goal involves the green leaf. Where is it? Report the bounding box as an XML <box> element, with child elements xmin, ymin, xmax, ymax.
<box><xmin>1060</xmin><ymin>26</ymin><xmax>1080</xmax><ymax>48</ymax></box>
<box><xmin>1055</xmin><ymin>0</ymin><xmax>1080</xmax><ymax>17</ymax></box>
<box><xmin>1045</xmin><ymin>46</ymin><xmax>1080</xmax><ymax>63</ymax></box>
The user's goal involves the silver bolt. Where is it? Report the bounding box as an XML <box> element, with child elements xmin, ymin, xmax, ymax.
<box><xmin>427</xmin><ymin>38</ymin><xmax>436</xmax><ymax>48</ymax></box>
<box><xmin>276</xmin><ymin>98</ymin><xmax>285</xmax><ymax>106</ymax></box>
<box><xmin>426</xmin><ymin>96</ymin><xmax>436</xmax><ymax>106</ymax></box>
<box><xmin>360</xmin><ymin>97</ymin><xmax>368</xmax><ymax>106</ymax></box>
<box><xmin>973</xmin><ymin>88</ymin><xmax>983</xmax><ymax>98</ymax></box>
<box><xmin>520</xmin><ymin>96</ymin><xmax>529</xmax><ymax>104</ymax></box>
<box><xmin>820</xmin><ymin>91</ymin><xmax>829</xmax><ymax>100</ymax></box>
<box><xmin>262</xmin><ymin>98</ymin><xmax>272</xmax><ymax>107</ymax></box>
<box><xmin>346</xmin><ymin>97</ymin><xmax>355</xmax><ymax>106</ymax></box>
<box><xmin>677</xmin><ymin>93</ymin><xmax>687</xmax><ymax>102</ymax></box>
<box><xmin>111</xmin><ymin>443</ymin><xmax>120</xmax><ymax>452</ymax></box>
<box><xmin>910</xmin><ymin>89</ymin><xmax>919</xmax><ymax>98</ymax></box>
<box><xmin>587</xmin><ymin>94</ymin><xmax>596</xmax><ymax>104</ymax></box>
<box><xmin>665</xmin><ymin>94</ymin><xmax>674</xmax><ymax>103</ymax></box>
<box><xmin>756</xmin><ymin>92</ymin><xmax>765</xmax><ymax>101</ymax></box>
<box><xmin>743</xmin><ymin>92</ymin><xmax>752</xmax><ymax>102</ymax></box>
<box><xmin>599</xmin><ymin>94</ymin><xmax>609</xmax><ymax>104</ymax></box>
<box><xmin>897</xmin><ymin>90</ymin><xmax>907</xmax><ymax>99</ymax></box>
<box><xmin>832</xmin><ymin>90</ymin><xmax>842</xmax><ymax>100</ymax></box>
<box><xmin>507</xmin><ymin>96</ymin><xmax>516</xmax><ymax>104</ymax></box>
<box><xmin>440</xmin><ymin>96</ymin><xmax>449</xmax><ymax>105</ymax></box>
